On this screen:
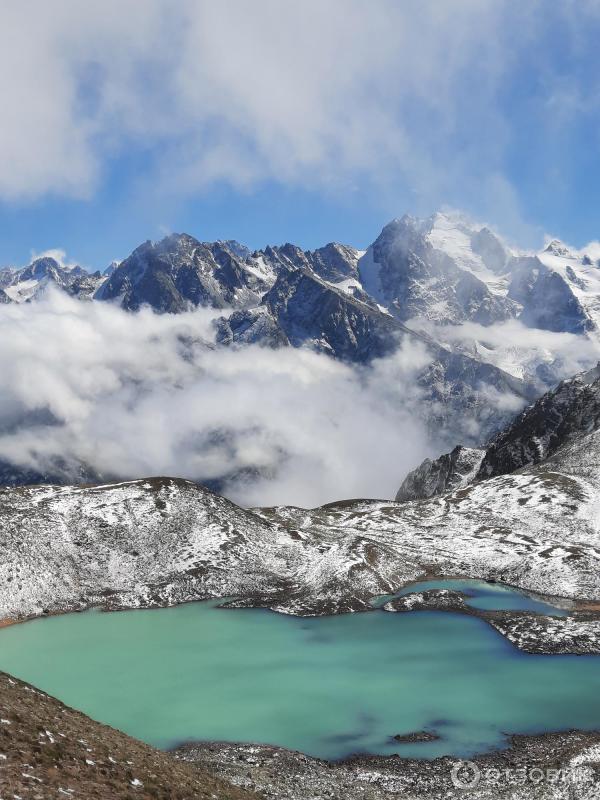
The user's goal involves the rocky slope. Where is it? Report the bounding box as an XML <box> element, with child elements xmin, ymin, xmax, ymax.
<box><xmin>0</xmin><ymin>477</ymin><xmax>305</xmax><ymax>621</ymax></box>
<box><xmin>2</xmin><ymin>414</ymin><xmax>600</xmax><ymax>640</ymax></box>
<box><xmin>178</xmin><ymin>734</ymin><xmax>600</xmax><ymax>800</ymax></box>
<box><xmin>396</xmin><ymin>445</ymin><xmax>485</xmax><ymax>502</ymax></box>
<box><xmin>0</xmin><ymin>672</ymin><xmax>258</xmax><ymax>800</ymax></box>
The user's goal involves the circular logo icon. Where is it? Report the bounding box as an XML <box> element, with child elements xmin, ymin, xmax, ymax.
<box><xmin>451</xmin><ymin>760</ymin><xmax>481</xmax><ymax>789</ymax></box>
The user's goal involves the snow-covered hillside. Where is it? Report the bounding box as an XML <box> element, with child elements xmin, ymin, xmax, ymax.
<box><xmin>3</xmin><ymin>371</ymin><xmax>600</xmax><ymax>630</ymax></box>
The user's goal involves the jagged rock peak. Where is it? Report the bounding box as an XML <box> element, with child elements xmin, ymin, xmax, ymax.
<box><xmin>396</xmin><ymin>362</ymin><xmax>600</xmax><ymax>502</ymax></box>
<box><xmin>544</xmin><ymin>239</ymin><xmax>574</xmax><ymax>258</ymax></box>
<box><xmin>395</xmin><ymin>445</ymin><xmax>485</xmax><ymax>502</ymax></box>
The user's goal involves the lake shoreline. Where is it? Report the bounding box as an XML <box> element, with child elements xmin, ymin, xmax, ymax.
<box><xmin>175</xmin><ymin>729</ymin><xmax>600</xmax><ymax>800</ymax></box>
<box><xmin>2</xmin><ymin>574</ymin><xmax>599</xmax><ymax>655</ymax></box>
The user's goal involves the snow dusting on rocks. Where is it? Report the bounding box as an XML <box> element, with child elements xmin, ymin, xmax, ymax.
<box><xmin>0</xmin><ymin>419</ymin><xmax>599</xmax><ymax>655</ymax></box>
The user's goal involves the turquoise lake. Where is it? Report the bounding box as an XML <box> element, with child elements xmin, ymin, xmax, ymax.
<box><xmin>0</xmin><ymin>582</ymin><xmax>598</xmax><ymax>761</ymax></box>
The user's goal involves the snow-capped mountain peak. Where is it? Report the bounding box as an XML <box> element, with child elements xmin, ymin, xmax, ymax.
<box><xmin>0</xmin><ymin>256</ymin><xmax>105</xmax><ymax>303</ymax></box>
<box><xmin>358</xmin><ymin>211</ymin><xmax>517</xmax><ymax>326</ymax></box>
<box><xmin>543</xmin><ymin>239</ymin><xmax>573</xmax><ymax>258</ymax></box>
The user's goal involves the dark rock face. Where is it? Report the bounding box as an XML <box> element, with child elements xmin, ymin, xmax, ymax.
<box><xmin>261</xmin><ymin>269</ymin><xmax>406</xmax><ymax>361</ymax></box>
<box><xmin>470</xmin><ymin>226</ymin><xmax>508</xmax><ymax>272</ymax></box>
<box><xmin>396</xmin><ymin>446</ymin><xmax>485</xmax><ymax>502</ymax></box>
<box><xmin>397</xmin><ymin>364</ymin><xmax>600</xmax><ymax>501</ymax></box>
<box><xmin>508</xmin><ymin>256</ymin><xmax>593</xmax><ymax>334</ymax></box>
<box><xmin>215</xmin><ymin>307</ymin><xmax>290</xmax><ymax>348</ymax></box>
<box><xmin>219</xmin><ymin>239</ymin><xmax>251</xmax><ymax>260</ymax></box>
<box><xmin>307</xmin><ymin>242</ymin><xmax>360</xmax><ymax>283</ymax></box>
<box><xmin>214</xmin><ymin>265</ymin><xmax>402</xmax><ymax>358</ymax></box>
<box><xmin>411</xmin><ymin>342</ymin><xmax>538</xmax><ymax>445</ymax></box>
<box><xmin>0</xmin><ymin>408</ymin><xmax>105</xmax><ymax>487</ymax></box>
<box><xmin>97</xmin><ymin>234</ymin><xmax>269</xmax><ymax>312</ymax></box>
<box><xmin>477</xmin><ymin>366</ymin><xmax>600</xmax><ymax>479</ymax></box>
<box><xmin>0</xmin><ymin>457</ymin><xmax>102</xmax><ymax>488</ymax></box>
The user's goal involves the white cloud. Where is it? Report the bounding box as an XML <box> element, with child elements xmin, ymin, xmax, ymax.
<box><xmin>2</xmin><ymin>291</ymin><xmax>592</xmax><ymax>506</ymax></box>
<box><xmin>0</xmin><ymin>0</ymin><xmax>582</xmax><ymax>224</ymax></box>
<box><xmin>0</xmin><ymin>290</ymin><xmax>436</xmax><ymax>507</ymax></box>
<box><xmin>28</xmin><ymin>248</ymin><xmax>78</xmax><ymax>270</ymax></box>
<box><xmin>412</xmin><ymin>317</ymin><xmax>600</xmax><ymax>387</ymax></box>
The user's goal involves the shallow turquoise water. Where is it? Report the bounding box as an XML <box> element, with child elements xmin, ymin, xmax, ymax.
<box><xmin>371</xmin><ymin>578</ymin><xmax>570</xmax><ymax>616</ymax></box>
<box><xmin>0</xmin><ymin>591</ymin><xmax>598</xmax><ymax>760</ymax></box>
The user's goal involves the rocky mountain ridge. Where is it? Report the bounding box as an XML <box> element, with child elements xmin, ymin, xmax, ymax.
<box><xmin>2</xmin><ymin>211</ymin><xmax>600</xmax><ymax>492</ymax></box>
<box><xmin>0</xmin><ymin>256</ymin><xmax>107</xmax><ymax>302</ymax></box>
<box><xmin>5</xmin><ymin>211</ymin><xmax>600</xmax><ymax>352</ymax></box>
<box><xmin>397</xmin><ymin>363</ymin><xmax>600</xmax><ymax>501</ymax></box>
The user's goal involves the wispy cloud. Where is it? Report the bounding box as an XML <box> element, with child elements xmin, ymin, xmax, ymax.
<box><xmin>0</xmin><ymin>290</ymin><xmax>436</xmax><ymax>507</ymax></box>
<box><xmin>28</xmin><ymin>248</ymin><xmax>80</xmax><ymax>270</ymax></box>
<box><xmin>412</xmin><ymin>317</ymin><xmax>600</xmax><ymax>388</ymax></box>
<box><xmin>1</xmin><ymin>0</ymin><xmax>597</xmax><ymax>237</ymax></box>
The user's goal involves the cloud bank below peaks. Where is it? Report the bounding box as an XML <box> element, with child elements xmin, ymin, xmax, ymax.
<box><xmin>0</xmin><ymin>291</ymin><xmax>436</xmax><ymax>507</ymax></box>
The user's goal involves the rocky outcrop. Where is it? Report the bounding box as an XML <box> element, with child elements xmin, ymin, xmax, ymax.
<box><xmin>307</xmin><ymin>242</ymin><xmax>361</xmax><ymax>283</ymax></box>
<box><xmin>261</xmin><ymin>268</ymin><xmax>408</xmax><ymax>361</ymax></box>
<box><xmin>396</xmin><ymin>446</ymin><xmax>485</xmax><ymax>501</ymax></box>
<box><xmin>508</xmin><ymin>256</ymin><xmax>593</xmax><ymax>334</ymax></box>
<box><xmin>477</xmin><ymin>365</ymin><xmax>600</xmax><ymax>478</ymax></box>
<box><xmin>397</xmin><ymin>364</ymin><xmax>600</xmax><ymax>500</ymax></box>
<box><xmin>215</xmin><ymin>306</ymin><xmax>290</xmax><ymax>348</ymax></box>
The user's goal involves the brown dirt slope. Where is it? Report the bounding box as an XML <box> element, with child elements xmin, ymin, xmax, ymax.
<box><xmin>0</xmin><ymin>671</ymin><xmax>259</xmax><ymax>800</ymax></box>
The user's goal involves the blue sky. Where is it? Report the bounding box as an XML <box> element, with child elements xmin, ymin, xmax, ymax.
<box><xmin>1</xmin><ymin>1</ymin><xmax>600</xmax><ymax>269</ymax></box>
